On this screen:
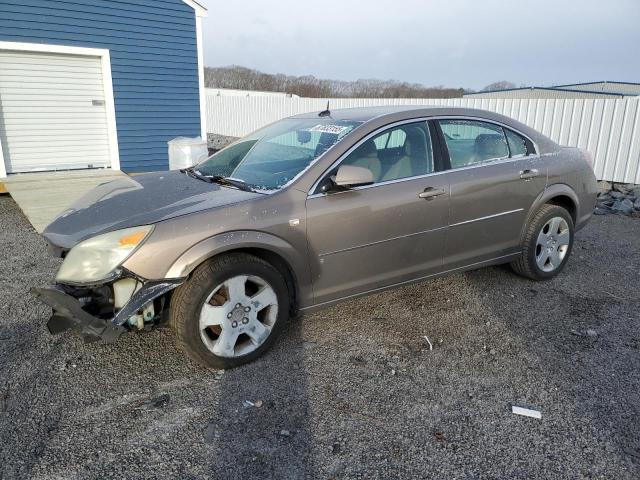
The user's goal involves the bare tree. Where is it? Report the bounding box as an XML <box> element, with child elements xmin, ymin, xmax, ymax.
<box><xmin>205</xmin><ymin>66</ymin><xmax>465</xmax><ymax>99</ymax></box>
<box><xmin>482</xmin><ymin>81</ymin><xmax>517</xmax><ymax>92</ymax></box>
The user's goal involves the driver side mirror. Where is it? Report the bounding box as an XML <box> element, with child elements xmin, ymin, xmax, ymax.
<box><xmin>320</xmin><ymin>165</ymin><xmax>375</xmax><ymax>193</ymax></box>
<box><xmin>334</xmin><ymin>165</ymin><xmax>374</xmax><ymax>188</ymax></box>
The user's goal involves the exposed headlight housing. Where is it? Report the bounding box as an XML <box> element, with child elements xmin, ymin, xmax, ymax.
<box><xmin>56</xmin><ymin>226</ymin><xmax>154</xmax><ymax>284</ymax></box>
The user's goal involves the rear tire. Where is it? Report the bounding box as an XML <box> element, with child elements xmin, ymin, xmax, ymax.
<box><xmin>511</xmin><ymin>204</ymin><xmax>574</xmax><ymax>280</ymax></box>
<box><xmin>170</xmin><ymin>253</ymin><xmax>290</xmax><ymax>369</ymax></box>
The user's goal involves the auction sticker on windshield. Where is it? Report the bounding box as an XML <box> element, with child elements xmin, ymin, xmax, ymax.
<box><xmin>308</xmin><ymin>124</ymin><xmax>351</xmax><ymax>135</ymax></box>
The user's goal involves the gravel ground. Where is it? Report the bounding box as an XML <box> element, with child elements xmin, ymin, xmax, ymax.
<box><xmin>1</xmin><ymin>194</ymin><xmax>639</xmax><ymax>480</ymax></box>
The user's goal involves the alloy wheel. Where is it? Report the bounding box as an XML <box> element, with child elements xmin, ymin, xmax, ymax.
<box><xmin>199</xmin><ymin>275</ymin><xmax>278</xmax><ymax>358</ymax></box>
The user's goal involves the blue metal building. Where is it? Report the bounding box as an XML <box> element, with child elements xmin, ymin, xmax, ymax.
<box><xmin>0</xmin><ymin>0</ymin><xmax>207</xmax><ymax>177</ymax></box>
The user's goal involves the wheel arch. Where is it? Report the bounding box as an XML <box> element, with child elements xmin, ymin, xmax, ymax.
<box><xmin>521</xmin><ymin>183</ymin><xmax>579</xmax><ymax>242</ymax></box>
<box><xmin>528</xmin><ymin>183</ymin><xmax>579</xmax><ymax>223</ymax></box>
<box><xmin>233</xmin><ymin>247</ymin><xmax>299</xmax><ymax>315</ymax></box>
<box><xmin>545</xmin><ymin>193</ymin><xmax>577</xmax><ymax>224</ymax></box>
<box><xmin>165</xmin><ymin>231</ymin><xmax>307</xmax><ymax>313</ymax></box>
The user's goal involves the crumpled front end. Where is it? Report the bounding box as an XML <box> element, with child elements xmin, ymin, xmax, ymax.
<box><xmin>32</xmin><ymin>273</ymin><xmax>182</xmax><ymax>343</ymax></box>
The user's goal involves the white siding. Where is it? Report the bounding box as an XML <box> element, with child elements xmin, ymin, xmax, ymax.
<box><xmin>206</xmin><ymin>96</ymin><xmax>640</xmax><ymax>184</ymax></box>
<box><xmin>0</xmin><ymin>50</ymin><xmax>112</xmax><ymax>173</ymax></box>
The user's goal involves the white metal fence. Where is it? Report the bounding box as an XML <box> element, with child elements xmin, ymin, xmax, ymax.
<box><xmin>206</xmin><ymin>95</ymin><xmax>640</xmax><ymax>184</ymax></box>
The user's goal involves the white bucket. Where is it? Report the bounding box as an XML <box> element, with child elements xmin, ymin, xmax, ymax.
<box><xmin>168</xmin><ymin>137</ymin><xmax>209</xmax><ymax>170</ymax></box>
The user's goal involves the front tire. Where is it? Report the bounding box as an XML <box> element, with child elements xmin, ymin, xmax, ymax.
<box><xmin>170</xmin><ymin>253</ymin><xmax>290</xmax><ymax>369</ymax></box>
<box><xmin>511</xmin><ymin>204</ymin><xmax>574</xmax><ymax>280</ymax></box>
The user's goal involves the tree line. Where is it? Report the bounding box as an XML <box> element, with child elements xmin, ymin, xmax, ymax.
<box><xmin>204</xmin><ymin>65</ymin><xmax>469</xmax><ymax>98</ymax></box>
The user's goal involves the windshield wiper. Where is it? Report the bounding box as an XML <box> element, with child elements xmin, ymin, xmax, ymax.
<box><xmin>182</xmin><ymin>167</ymin><xmax>215</xmax><ymax>183</ymax></box>
<box><xmin>208</xmin><ymin>175</ymin><xmax>255</xmax><ymax>192</ymax></box>
<box><xmin>182</xmin><ymin>167</ymin><xmax>256</xmax><ymax>192</ymax></box>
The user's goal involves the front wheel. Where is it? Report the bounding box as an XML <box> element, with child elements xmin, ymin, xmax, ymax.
<box><xmin>170</xmin><ymin>253</ymin><xmax>290</xmax><ymax>369</ymax></box>
<box><xmin>511</xmin><ymin>204</ymin><xmax>574</xmax><ymax>280</ymax></box>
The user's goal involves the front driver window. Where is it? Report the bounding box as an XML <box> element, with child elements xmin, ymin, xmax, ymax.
<box><xmin>341</xmin><ymin>122</ymin><xmax>433</xmax><ymax>184</ymax></box>
<box><xmin>439</xmin><ymin>119</ymin><xmax>509</xmax><ymax>168</ymax></box>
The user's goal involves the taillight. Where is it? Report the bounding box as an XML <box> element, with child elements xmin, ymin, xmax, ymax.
<box><xmin>579</xmin><ymin>148</ymin><xmax>594</xmax><ymax>170</ymax></box>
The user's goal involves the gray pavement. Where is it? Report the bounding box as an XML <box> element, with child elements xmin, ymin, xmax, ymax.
<box><xmin>0</xmin><ymin>195</ymin><xmax>638</xmax><ymax>479</ymax></box>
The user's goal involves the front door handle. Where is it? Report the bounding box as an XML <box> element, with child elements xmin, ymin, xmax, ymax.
<box><xmin>519</xmin><ymin>169</ymin><xmax>539</xmax><ymax>180</ymax></box>
<box><xmin>418</xmin><ymin>187</ymin><xmax>446</xmax><ymax>199</ymax></box>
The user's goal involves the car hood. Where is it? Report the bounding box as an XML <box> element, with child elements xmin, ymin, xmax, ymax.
<box><xmin>43</xmin><ymin>170</ymin><xmax>263</xmax><ymax>249</ymax></box>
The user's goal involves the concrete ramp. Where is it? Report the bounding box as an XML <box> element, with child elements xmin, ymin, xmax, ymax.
<box><xmin>2</xmin><ymin>169</ymin><xmax>127</xmax><ymax>233</ymax></box>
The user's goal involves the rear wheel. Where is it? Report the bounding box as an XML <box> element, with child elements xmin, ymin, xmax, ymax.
<box><xmin>170</xmin><ymin>253</ymin><xmax>290</xmax><ymax>369</ymax></box>
<box><xmin>511</xmin><ymin>204</ymin><xmax>574</xmax><ymax>280</ymax></box>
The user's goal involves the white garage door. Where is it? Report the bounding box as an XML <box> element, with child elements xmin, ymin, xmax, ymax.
<box><xmin>0</xmin><ymin>50</ymin><xmax>112</xmax><ymax>174</ymax></box>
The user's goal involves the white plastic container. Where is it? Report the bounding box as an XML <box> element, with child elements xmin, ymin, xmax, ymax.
<box><xmin>168</xmin><ymin>137</ymin><xmax>209</xmax><ymax>170</ymax></box>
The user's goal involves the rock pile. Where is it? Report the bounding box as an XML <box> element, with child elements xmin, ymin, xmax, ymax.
<box><xmin>595</xmin><ymin>182</ymin><xmax>640</xmax><ymax>216</ymax></box>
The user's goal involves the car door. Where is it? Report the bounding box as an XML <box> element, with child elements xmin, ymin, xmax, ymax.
<box><xmin>305</xmin><ymin>120</ymin><xmax>449</xmax><ymax>305</ymax></box>
<box><xmin>436</xmin><ymin>118</ymin><xmax>547</xmax><ymax>270</ymax></box>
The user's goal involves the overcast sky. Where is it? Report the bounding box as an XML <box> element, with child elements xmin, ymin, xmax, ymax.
<box><xmin>198</xmin><ymin>0</ymin><xmax>640</xmax><ymax>90</ymax></box>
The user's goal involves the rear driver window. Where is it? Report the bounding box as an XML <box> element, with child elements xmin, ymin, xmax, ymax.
<box><xmin>439</xmin><ymin>120</ymin><xmax>509</xmax><ymax>168</ymax></box>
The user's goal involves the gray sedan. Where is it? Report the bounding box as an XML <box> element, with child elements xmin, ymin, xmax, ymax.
<box><xmin>34</xmin><ymin>106</ymin><xmax>597</xmax><ymax>369</ymax></box>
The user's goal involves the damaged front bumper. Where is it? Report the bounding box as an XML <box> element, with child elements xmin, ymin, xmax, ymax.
<box><xmin>31</xmin><ymin>279</ymin><xmax>182</xmax><ymax>343</ymax></box>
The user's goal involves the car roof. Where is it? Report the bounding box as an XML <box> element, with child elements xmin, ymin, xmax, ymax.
<box><xmin>291</xmin><ymin>105</ymin><xmax>558</xmax><ymax>151</ymax></box>
<box><xmin>290</xmin><ymin>105</ymin><xmax>498</xmax><ymax>122</ymax></box>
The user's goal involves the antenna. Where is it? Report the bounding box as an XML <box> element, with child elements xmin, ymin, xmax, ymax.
<box><xmin>319</xmin><ymin>101</ymin><xmax>331</xmax><ymax>117</ymax></box>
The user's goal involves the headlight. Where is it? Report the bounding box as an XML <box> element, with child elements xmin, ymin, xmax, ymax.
<box><xmin>56</xmin><ymin>226</ymin><xmax>154</xmax><ymax>284</ymax></box>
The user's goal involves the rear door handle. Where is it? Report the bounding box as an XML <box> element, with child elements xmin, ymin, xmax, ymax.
<box><xmin>418</xmin><ymin>187</ymin><xmax>446</xmax><ymax>199</ymax></box>
<box><xmin>519</xmin><ymin>169</ymin><xmax>539</xmax><ymax>180</ymax></box>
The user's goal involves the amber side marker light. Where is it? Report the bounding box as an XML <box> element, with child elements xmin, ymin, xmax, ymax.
<box><xmin>119</xmin><ymin>230</ymin><xmax>148</xmax><ymax>248</ymax></box>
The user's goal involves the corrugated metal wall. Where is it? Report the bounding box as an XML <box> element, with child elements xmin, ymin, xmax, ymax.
<box><xmin>0</xmin><ymin>0</ymin><xmax>202</xmax><ymax>172</ymax></box>
<box><xmin>206</xmin><ymin>95</ymin><xmax>640</xmax><ymax>184</ymax></box>
<box><xmin>463</xmin><ymin>88</ymin><xmax>625</xmax><ymax>99</ymax></box>
<box><xmin>560</xmin><ymin>82</ymin><xmax>640</xmax><ymax>95</ymax></box>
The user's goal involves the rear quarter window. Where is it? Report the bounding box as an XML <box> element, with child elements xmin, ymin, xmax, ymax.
<box><xmin>505</xmin><ymin>129</ymin><xmax>529</xmax><ymax>157</ymax></box>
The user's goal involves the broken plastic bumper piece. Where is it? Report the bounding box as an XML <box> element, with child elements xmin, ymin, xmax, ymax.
<box><xmin>31</xmin><ymin>280</ymin><xmax>181</xmax><ymax>343</ymax></box>
<box><xmin>32</xmin><ymin>286</ymin><xmax>125</xmax><ymax>343</ymax></box>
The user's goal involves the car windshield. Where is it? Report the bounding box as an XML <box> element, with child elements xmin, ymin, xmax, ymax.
<box><xmin>195</xmin><ymin>118</ymin><xmax>362</xmax><ymax>192</ymax></box>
